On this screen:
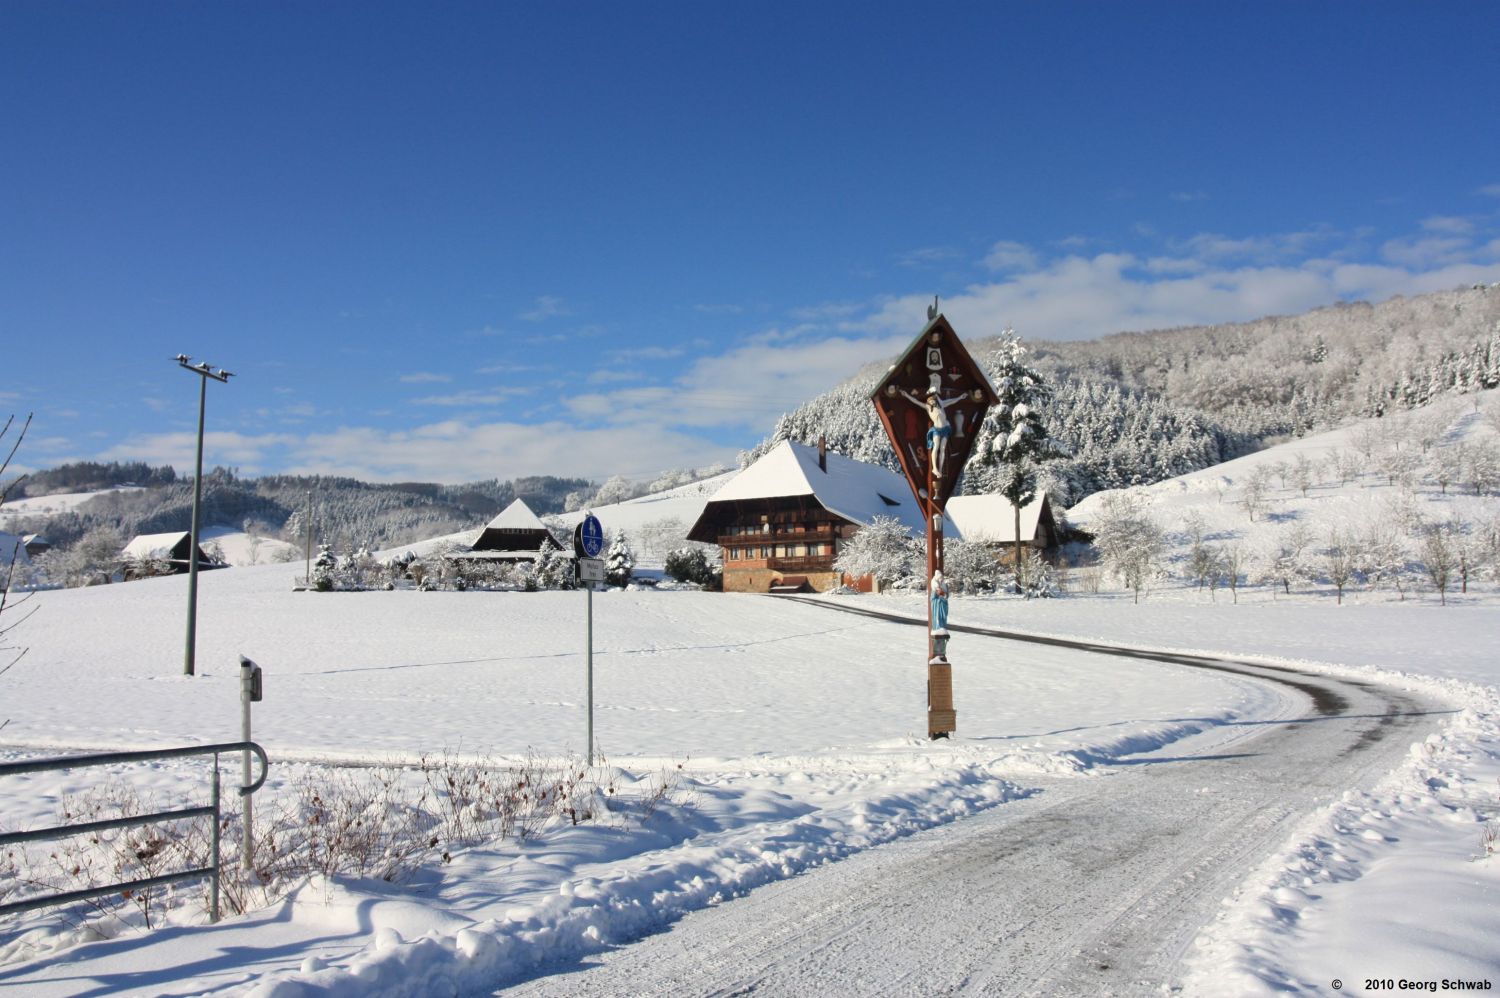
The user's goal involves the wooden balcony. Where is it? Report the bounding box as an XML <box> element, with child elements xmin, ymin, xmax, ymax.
<box><xmin>765</xmin><ymin>555</ymin><xmax>836</xmax><ymax>573</ymax></box>
<box><xmin>717</xmin><ymin>525</ymin><xmax>837</xmax><ymax>547</ymax></box>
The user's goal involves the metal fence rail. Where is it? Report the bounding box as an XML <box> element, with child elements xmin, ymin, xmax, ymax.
<box><xmin>0</xmin><ymin>741</ymin><xmax>269</xmax><ymax>923</ymax></box>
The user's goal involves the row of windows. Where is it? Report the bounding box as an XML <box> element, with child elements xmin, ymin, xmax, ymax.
<box><xmin>722</xmin><ymin>522</ymin><xmax>828</xmax><ymax>537</ymax></box>
<box><xmin>724</xmin><ymin>542</ymin><xmax>832</xmax><ymax>561</ymax></box>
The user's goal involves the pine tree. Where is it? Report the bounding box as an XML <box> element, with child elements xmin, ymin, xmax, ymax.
<box><xmin>605</xmin><ymin>530</ymin><xmax>635</xmax><ymax>588</ymax></box>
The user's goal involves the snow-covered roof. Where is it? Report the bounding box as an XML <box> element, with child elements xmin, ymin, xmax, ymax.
<box><xmin>122</xmin><ymin>531</ymin><xmax>191</xmax><ymax>560</ymax></box>
<box><xmin>944</xmin><ymin>494</ymin><xmax>1051</xmax><ymax>545</ymax></box>
<box><xmin>484</xmin><ymin>498</ymin><xmax>547</xmax><ymax>532</ymax></box>
<box><xmin>696</xmin><ymin>440</ymin><xmax>941</xmax><ymax>535</ymax></box>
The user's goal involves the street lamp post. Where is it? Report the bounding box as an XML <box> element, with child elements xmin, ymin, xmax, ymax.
<box><xmin>176</xmin><ymin>355</ymin><xmax>233</xmax><ymax>677</ymax></box>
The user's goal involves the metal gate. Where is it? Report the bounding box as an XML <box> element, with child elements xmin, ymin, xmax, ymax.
<box><xmin>0</xmin><ymin>741</ymin><xmax>269</xmax><ymax>923</ymax></box>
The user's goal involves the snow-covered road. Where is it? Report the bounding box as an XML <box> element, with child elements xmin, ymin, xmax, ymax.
<box><xmin>500</xmin><ymin>642</ymin><xmax>1442</xmax><ymax>996</ymax></box>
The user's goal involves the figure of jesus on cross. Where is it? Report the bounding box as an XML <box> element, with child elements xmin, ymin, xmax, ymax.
<box><xmin>899</xmin><ymin>385</ymin><xmax>963</xmax><ymax>479</ymax></box>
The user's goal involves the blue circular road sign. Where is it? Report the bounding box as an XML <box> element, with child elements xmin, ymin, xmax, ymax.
<box><xmin>579</xmin><ymin>513</ymin><xmax>605</xmax><ymax>558</ymax></box>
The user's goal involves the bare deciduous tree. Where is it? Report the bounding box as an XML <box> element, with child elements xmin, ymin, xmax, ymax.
<box><xmin>1323</xmin><ymin>528</ymin><xmax>1360</xmax><ymax>605</ymax></box>
<box><xmin>1419</xmin><ymin>523</ymin><xmax>1457</xmax><ymax>605</ymax></box>
<box><xmin>1092</xmin><ymin>490</ymin><xmax>1164</xmax><ymax>604</ymax></box>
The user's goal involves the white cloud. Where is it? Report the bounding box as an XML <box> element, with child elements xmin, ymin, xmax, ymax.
<box><xmin>103</xmin><ymin>431</ymin><xmax>300</xmax><ymax>474</ymax></box>
<box><xmin>1170</xmin><ymin>191</ymin><xmax>1209</xmax><ymax>203</ymax></box>
<box><xmin>606</xmin><ymin>345</ymin><xmax>683</xmax><ymax>363</ymax></box>
<box><xmin>1478</xmin><ymin>184</ymin><xmax>1500</xmax><ymax>198</ymax></box>
<box><xmin>399</xmin><ymin>372</ymin><xmax>451</xmax><ymax>384</ymax></box>
<box><xmin>982</xmin><ymin>241</ymin><xmax>1039</xmax><ymax>273</ymax></box>
<box><xmin>587</xmin><ymin>369</ymin><xmax>643</xmax><ymax>384</ymax></box>
<box><xmin>413</xmin><ymin>388</ymin><xmax>531</xmax><ymax>407</ymax></box>
<box><xmin>520</xmin><ymin>296</ymin><xmax>570</xmax><ymax>322</ymax></box>
<box><xmin>1380</xmin><ymin>234</ymin><xmax>1475</xmax><ymax>268</ymax></box>
<box><xmin>896</xmin><ymin>246</ymin><xmax>961</xmax><ymax>268</ymax></box>
<box><xmin>565</xmin><ymin>330</ymin><xmax>909</xmax><ymax>433</ymax></box>
<box><xmin>1421</xmin><ymin>215</ymin><xmax>1475</xmax><ymax>235</ymax></box>
<box><xmin>101</xmin><ymin>421</ymin><xmax>734</xmax><ymax>483</ymax></box>
<box><xmin>788</xmin><ymin>301</ymin><xmax>863</xmax><ymax>322</ymax></box>
<box><xmin>862</xmin><ymin>250</ymin><xmax>1500</xmax><ymax>343</ymax></box>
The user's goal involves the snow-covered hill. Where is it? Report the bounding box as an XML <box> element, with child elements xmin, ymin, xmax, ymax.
<box><xmin>1062</xmin><ymin>389</ymin><xmax>1500</xmax><ymax>606</ymax></box>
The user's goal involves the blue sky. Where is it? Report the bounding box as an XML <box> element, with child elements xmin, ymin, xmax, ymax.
<box><xmin>4</xmin><ymin>1</ymin><xmax>1499</xmax><ymax>484</ymax></box>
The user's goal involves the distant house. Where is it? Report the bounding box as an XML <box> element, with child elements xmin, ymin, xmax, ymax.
<box><xmin>22</xmin><ymin>534</ymin><xmax>51</xmax><ymax>558</ymax></box>
<box><xmin>686</xmin><ymin>439</ymin><xmax>1060</xmax><ymax>594</ymax></box>
<box><xmin>450</xmin><ymin>499</ymin><xmax>562</xmax><ymax>564</ymax></box>
<box><xmin>943</xmin><ymin>493</ymin><xmax>1061</xmax><ymax>564</ymax></box>
<box><xmin>120</xmin><ymin>532</ymin><xmax>223</xmax><ymax>579</ymax></box>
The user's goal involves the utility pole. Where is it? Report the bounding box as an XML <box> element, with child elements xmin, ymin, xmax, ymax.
<box><xmin>303</xmin><ymin>489</ymin><xmax>313</xmax><ymax>587</ymax></box>
<box><xmin>176</xmin><ymin>355</ymin><xmax>233</xmax><ymax>677</ymax></box>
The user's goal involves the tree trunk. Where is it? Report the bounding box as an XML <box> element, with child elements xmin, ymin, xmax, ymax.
<box><xmin>1013</xmin><ymin>504</ymin><xmax>1023</xmax><ymax>590</ymax></box>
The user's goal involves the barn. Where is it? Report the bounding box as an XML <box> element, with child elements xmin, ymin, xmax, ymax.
<box><xmin>451</xmin><ymin>498</ymin><xmax>562</xmax><ymax>564</ymax></box>
<box><xmin>120</xmin><ymin>532</ymin><xmax>223</xmax><ymax>578</ymax></box>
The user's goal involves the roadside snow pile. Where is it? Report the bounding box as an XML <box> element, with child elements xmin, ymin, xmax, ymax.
<box><xmin>1183</xmin><ymin>671</ymin><xmax>1500</xmax><ymax>995</ymax></box>
<box><xmin>243</xmin><ymin>761</ymin><xmax>1026</xmax><ymax>996</ymax></box>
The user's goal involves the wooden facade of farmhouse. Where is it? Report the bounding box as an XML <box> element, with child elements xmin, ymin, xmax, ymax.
<box><xmin>694</xmin><ymin>494</ymin><xmax>862</xmax><ymax>593</ymax></box>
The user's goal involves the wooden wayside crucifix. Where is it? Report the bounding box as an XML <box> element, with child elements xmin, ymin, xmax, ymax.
<box><xmin>870</xmin><ymin>309</ymin><xmax>998</xmax><ymax>738</ymax></box>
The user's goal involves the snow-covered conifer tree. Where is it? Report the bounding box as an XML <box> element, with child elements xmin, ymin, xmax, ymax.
<box><xmin>978</xmin><ymin>330</ymin><xmax>1053</xmax><ymax>581</ymax></box>
<box><xmin>605</xmin><ymin>530</ymin><xmax>635</xmax><ymax>588</ymax></box>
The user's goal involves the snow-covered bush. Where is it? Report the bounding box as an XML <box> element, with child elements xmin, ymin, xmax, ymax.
<box><xmin>1018</xmin><ymin>551</ymin><xmax>1059</xmax><ymax>599</ymax></box>
<box><xmin>664</xmin><ymin>546</ymin><xmax>719</xmax><ymax>588</ymax></box>
<box><xmin>832</xmin><ymin>514</ymin><xmax>919</xmax><ymax>591</ymax></box>
<box><xmin>941</xmin><ymin>538</ymin><xmax>1002</xmax><ymax>594</ymax></box>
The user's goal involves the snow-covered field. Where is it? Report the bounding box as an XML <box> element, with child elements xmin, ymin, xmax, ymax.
<box><xmin>2</xmin><ymin>402</ymin><xmax>1499</xmax><ymax>994</ymax></box>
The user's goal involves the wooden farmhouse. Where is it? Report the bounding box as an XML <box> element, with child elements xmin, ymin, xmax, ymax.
<box><xmin>687</xmin><ymin>439</ymin><xmax>1059</xmax><ymax>594</ymax></box>
<box><xmin>120</xmin><ymin>531</ymin><xmax>223</xmax><ymax>578</ymax></box>
<box><xmin>450</xmin><ymin>498</ymin><xmax>562</xmax><ymax>564</ymax></box>
<box><xmin>686</xmin><ymin>439</ymin><xmax>945</xmax><ymax>593</ymax></box>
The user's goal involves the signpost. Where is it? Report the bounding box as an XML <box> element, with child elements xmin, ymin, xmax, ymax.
<box><xmin>574</xmin><ymin>513</ymin><xmax>605</xmax><ymax>765</ymax></box>
<box><xmin>870</xmin><ymin>304</ymin><xmax>998</xmax><ymax>738</ymax></box>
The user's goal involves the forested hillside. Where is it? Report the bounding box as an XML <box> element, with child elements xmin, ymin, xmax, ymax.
<box><xmin>5</xmin><ymin>469</ymin><xmax>591</xmax><ymax>555</ymax></box>
<box><xmin>744</xmin><ymin>284</ymin><xmax>1500</xmax><ymax>507</ymax></box>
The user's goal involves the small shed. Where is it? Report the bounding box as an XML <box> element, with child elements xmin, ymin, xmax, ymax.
<box><xmin>22</xmin><ymin>534</ymin><xmax>51</xmax><ymax>558</ymax></box>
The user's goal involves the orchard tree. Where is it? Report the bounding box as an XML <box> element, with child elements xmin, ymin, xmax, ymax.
<box><xmin>1090</xmin><ymin>490</ymin><xmax>1163</xmax><ymax>604</ymax></box>
<box><xmin>1418</xmin><ymin>522</ymin><xmax>1457</xmax><ymax>605</ymax></box>
<box><xmin>1322</xmin><ymin>528</ymin><xmax>1361</xmax><ymax>605</ymax></box>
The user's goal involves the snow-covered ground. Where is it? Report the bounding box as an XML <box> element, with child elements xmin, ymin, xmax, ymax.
<box><xmin>2</xmin><ymin>401</ymin><xmax>1498</xmax><ymax>994</ymax></box>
